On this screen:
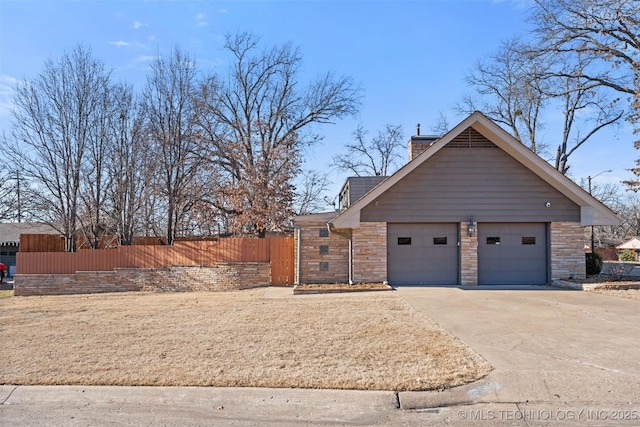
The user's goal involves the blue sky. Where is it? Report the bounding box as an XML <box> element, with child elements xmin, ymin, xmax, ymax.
<box><xmin>0</xmin><ymin>0</ymin><xmax>634</xmax><ymax>199</ymax></box>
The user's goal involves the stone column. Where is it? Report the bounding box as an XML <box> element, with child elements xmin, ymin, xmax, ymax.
<box><xmin>550</xmin><ymin>222</ymin><xmax>586</xmax><ymax>280</ymax></box>
<box><xmin>460</xmin><ymin>222</ymin><xmax>478</xmax><ymax>285</ymax></box>
<box><xmin>352</xmin><ymin>222</ymin><xmax>387</xmax><ymax>283</ymax></box>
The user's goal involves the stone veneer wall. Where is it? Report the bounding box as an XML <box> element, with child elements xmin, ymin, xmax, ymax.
<box><xmin>352</xmin><ymin>222</ymin><xmax>387</xmax><ymax>283</ymax></box>
<box><xmin>14</xmin><ymin>263</ymin><xmax>270</xmax><ymax>296</ymax></box>
<box><xmin>460</xmin><ymin>222</ymin><xmax>478</xmax><ymax>285</ymax></box>
<box><xmin>296</xmin><ymin>219</ymin><xmax>349</xmax><ymax>284</ymax></box>
<box><xmin>550</xmin><ymin>222</ymin><xmax>586</xmax><ymax>280</ymax></box>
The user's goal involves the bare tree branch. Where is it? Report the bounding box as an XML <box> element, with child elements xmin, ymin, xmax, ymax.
<box><xmin>332</xmin><ymin>124</ymin><xmax>404</xmax><ymax>177</ymax></box>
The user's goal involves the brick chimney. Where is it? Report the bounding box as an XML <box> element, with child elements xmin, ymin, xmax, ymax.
<box><xmin>408</xmin><ymin>124</ymin><xmax>440</xmax><ymax>161</ymax></box>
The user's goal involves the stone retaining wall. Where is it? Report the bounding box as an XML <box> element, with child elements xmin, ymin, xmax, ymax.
<box><xmin>14</xmin><ymin>263</ymin><xmax>270</xmax><ymax>296</ymax></box>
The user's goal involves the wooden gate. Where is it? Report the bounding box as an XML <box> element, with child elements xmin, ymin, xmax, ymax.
<box><xmin>270</xmin><ymin>238</ymin><xmax>295</xmax><ymax>286</ymax></box>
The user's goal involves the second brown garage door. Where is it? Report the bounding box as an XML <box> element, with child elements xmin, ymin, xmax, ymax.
<box><xmin>478</xmin><ymin>223</ymin><xmax>548</xmax><ymax>285</ymax></box>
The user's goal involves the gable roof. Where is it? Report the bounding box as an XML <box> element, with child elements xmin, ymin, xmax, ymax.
<box><xmin>618</xmin><ymin>238</ymin><xmax>640</xmax><ymax>250</ymax></box>
<box><xmin>330</xmin><ymin>111</ymin><xmax>620</xmax><ymax>229</ymax></box>
<box><xmin>0</xmin><ymin>222</ymin><xmax>59</xmax><ymax>245</ymax></box>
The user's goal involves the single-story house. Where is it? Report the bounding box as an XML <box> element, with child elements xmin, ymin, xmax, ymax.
<box><xmin>294</xmin><ymin>112</ymin><xmax>620</xmax><ymax>286</ymax></box>
<box><xmin>617</xmin><ymin>238</ymin><xmax>640</xmax><ymax>250</ymax></box>
<box><xmin>0</xmin><ymin>222</ymin><xmax>59</xmax><ymax>276</ymax></box>
<box><xmin>617</xmin><ymin>238</ymin><xmax>640</xmax><ymax>260</ymax></box>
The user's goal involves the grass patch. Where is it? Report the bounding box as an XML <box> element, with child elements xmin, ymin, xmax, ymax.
<box><xmin>0</xmin><ymin>289</ymin><xmax>491</xmax><ymax>391</ymax></box>
<box><xmin>0</xmin><ymin>290</ymin><xmax>13</xmax><ymax>299</ymax></box>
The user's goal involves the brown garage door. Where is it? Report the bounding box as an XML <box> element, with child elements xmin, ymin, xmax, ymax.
<box><xmin>478</xmin><ymin>223</ymin><xmax>547</xmax><ymax>285</ymax></box>
<box><xmin>387</xmin><ymin>223</ymin><xmax>458</xmax><ymax>285</ymax></box>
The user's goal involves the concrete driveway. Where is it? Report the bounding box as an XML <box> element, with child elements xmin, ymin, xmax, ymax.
<box><xmin>395</xmin><ymin>286</ymin><xmax>640</xmax><ymax>411</ymax></box>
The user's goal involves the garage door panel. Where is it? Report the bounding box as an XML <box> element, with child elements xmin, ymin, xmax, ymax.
<box><xmin>478</xmin><ymin>223</ymin><xmax>547</xmax><ymax>285</ymax></box>
<box><xmin>387</xmin><ymin>223</ymin><xmax>458</xmax><ymax>285</ymax></box>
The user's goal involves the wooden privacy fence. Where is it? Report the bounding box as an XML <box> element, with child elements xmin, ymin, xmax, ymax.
<box><xmin>17</xmin><ymin>238</ymin><xmax>295</xmax><ymax>286</ymax></box>
<box><xmin>19</xmin><ymin>234</ymin><xmax>164</xmax><ymax>252</ymax></box>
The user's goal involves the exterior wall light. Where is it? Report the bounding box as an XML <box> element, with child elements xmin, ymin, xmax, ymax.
<box><xmin>467</xmin><ymin>216</ymin><xmax>476</xmax><ymax>237</ymax></box>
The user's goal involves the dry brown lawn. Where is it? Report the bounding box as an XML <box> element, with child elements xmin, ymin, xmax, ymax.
<box><xmin>0</xmin><ymin>288</ymin><xmax>491</xmax><ymax>391</ymax></box>
<box><xmin>589</xmin><ymin>287</ymin><xmax>640</xmax><ymax>301</ymax></box>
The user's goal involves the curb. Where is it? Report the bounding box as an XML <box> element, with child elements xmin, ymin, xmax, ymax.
<box><xmin>397</xmin><ymin>377</ymin><xmax>501</xmax><ymax>410</ymax></box>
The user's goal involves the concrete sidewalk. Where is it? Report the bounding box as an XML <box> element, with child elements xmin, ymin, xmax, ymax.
<box><xmin>5</xmin><ymin>384</ymin><xmax>640</xmax><ymax>426</ymax></box>
<box><xmin>0</xmin><ymin>385</ymin><xmax>403</xmax><ymax>426</ymax></box>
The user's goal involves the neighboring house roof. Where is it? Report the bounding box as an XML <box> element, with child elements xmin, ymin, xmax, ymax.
<box><xmin>330</xmin><ymin>111</ymin><xmax>621</xmax><ymax>229</ymax></box>
<box><xmin>338</xmin><ymin>176</ymin><xmax>389</xmax><ymax>210</ymax></box>
<box><xmin>618</xmin><ymin>238</ymin><xmax>640</xmax><ymax>250</ymax></box>
<box><xmin>293</xmin><ymin>211</ymin><xmax>338</xmax><ymax>224</ymax></box>
<box><xmin>0</xmin><ymin>222</ymin><xmax>59</xmax><ymax>245</ymax></box>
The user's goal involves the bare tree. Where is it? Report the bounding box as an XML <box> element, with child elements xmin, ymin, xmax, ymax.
<box><xmin>463</xmin><ymin>38</ymin><xmax>624</xmax><ymax>174</ymax></box>
<box><xmin>332</xmin><ymin>124</ymin><xmax>404</xmax><ymax>177</ymax></box>
<box><xmin>617</xmin><ymin>193</ymin><xmax>640</xmax><ymax>238</ymax></box>
<box><xmin>143</xmin><ymin>47</ymin><xmax>203</xmax><ymax>244</ymax></box>
<box><xmin>579</xmin><ymin>179</ymin><xmax>627</xmax><ymax>244</ymax></box>
<box><xmin>7</xmin><ymin>45</ymin><xmax>111</xmax><ymax>251</ymax></box>
<box><xmin>293</xmin><ymin>169</ymin><xmax>333</xmax><ymax>215</ymax></box>
<box><xmin>543</xmin><ymin>54</ymin><xmax>625</xmax><ymax>174</ymax></box>
<box><xmin>104</xmin><ymin>83</ymin><xmax>150</xmax><ymax>245</ymax></box>
<box><xmin>76</xmin><ymin>76</ymin><xmax>114</xmax><ymax>249</ymax></box>
<box><xmin>529</xmin><ymin>0</ymin><xmax>640</xmax><ymax>184</ymax></box>
<box><xmin>196</xmin><ymin>32</ymin><xmax>361</xmax><ymax>237</ymax></box>
<box><xmin>431</xmin><ymin>111</ymin><xmax>451</xmax><ymax>135</ymax></box>
<box><xmin>460</xmin><ymin>39</ymin><xmax>548</xmax><ymax>154</ymax></box>
<box><xmin>0</xmin><ymin>170</ymin><xmax>22</xmax><ymax>222</ymax></box>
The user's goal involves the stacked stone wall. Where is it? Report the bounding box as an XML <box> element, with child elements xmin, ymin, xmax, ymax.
<box><xmin>14</xmin><ymin>263</ymin><xmax>270</xmax><ymax>296</ymax></box>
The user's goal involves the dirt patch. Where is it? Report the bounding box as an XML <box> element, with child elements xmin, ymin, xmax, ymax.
<box><xmin>0</xmin><ymin>289</ymin><xmax>491</xmax><ymax>391</ymax></box>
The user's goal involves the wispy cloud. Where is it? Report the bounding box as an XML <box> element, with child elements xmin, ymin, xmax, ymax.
<box><xmin>109</xmin><ymin>40</ymin><xmax>130</xmax><ymax>47</ymax></box>
<box><xmin>218</xmin><ymin>9</ymin><xmax>228</xmax><ymax>14</ymax></box>
<box><xmin>491</xmin><ymin>0</ymin><xmax>534</xmax><ymax>7</ymax></box>
<box><xmin>0</xmin><ymin>75</ymin><xmax>18</xmax><ymax>89</ymax></box>
<box><xmin>133</xmin><ymin>21</ymin><xmax>145</xmax><ymax>29</ymax></box>
<box><xmin>109</xmin><ymin>40</ymin><xmax>148</xmax><ymax>50</ymax></box>
<box><xmin>196</xmin><ymin>12</ymin><xmax>208</xmax><ymax>27</ymax></box>
<box><xmin>0</xmin><ymin>75</ymin><xmax>18</xmax><ymax>120</ymax></box>
<box><xmin>135</xmin><ymin>55</ymin><xmax>159</xmax><ymax>63</ymax></box>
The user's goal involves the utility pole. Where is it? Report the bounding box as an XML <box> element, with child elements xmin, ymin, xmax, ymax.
<box><xmin>588</xmin><ymin>169</ymin><xmax>612</xmax><ymax>253</ymax></box>
<box><xmin>16</xmin><ymin>169</ymin><xmax>21</xmax><ymax>223</ymax></box>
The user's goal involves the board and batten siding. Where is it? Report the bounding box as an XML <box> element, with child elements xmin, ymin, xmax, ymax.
<box><xmin>360</xmin><ymin>140</ymin><xmax>580</xmax><ymax>223</ymax></box>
